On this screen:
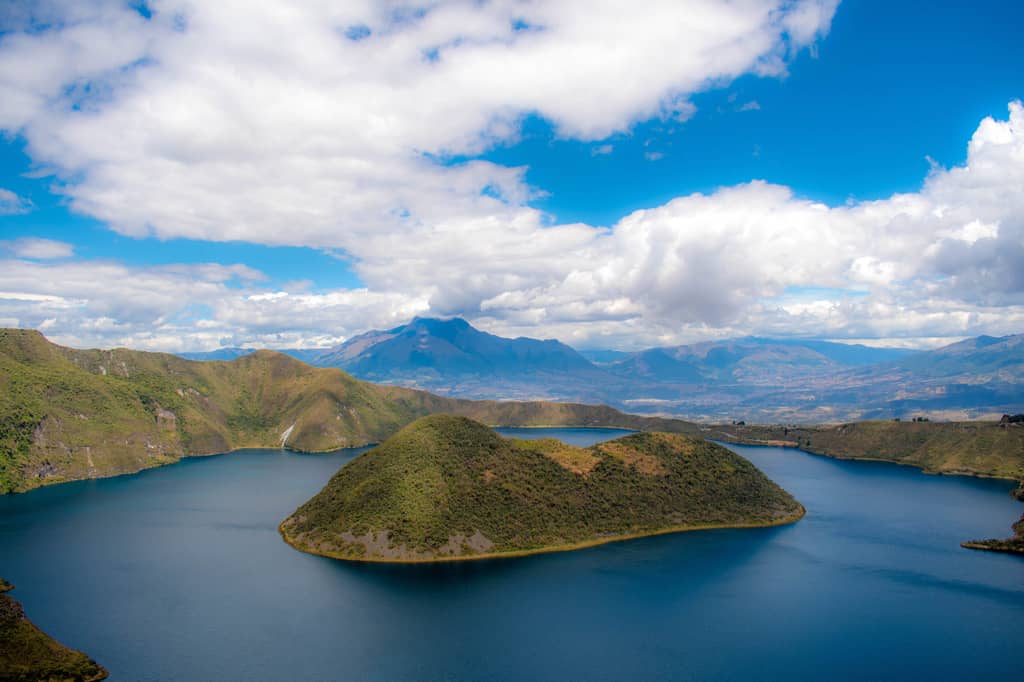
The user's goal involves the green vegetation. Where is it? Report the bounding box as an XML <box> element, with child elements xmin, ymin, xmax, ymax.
<box><xmin>279</xmin><ymin>415</ymin><xmax>804</xmax><ymax>562</ymax></box>
<box><xmin>0</xmin><ymin>579</ymin><xmax>108</xmax><ymax>681</ymax></box>
<box><xmin>0</xmin><ymin>329</ymin><xmax>707</xmax><ymax>494</ymax></box>
<box><xmin>711</xmin><ymin>419</ymin><xmax>1024</xmax><ymax>480</ymax></box>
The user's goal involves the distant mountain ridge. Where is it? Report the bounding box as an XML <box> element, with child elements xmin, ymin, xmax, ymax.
<box><xmin>317</xmin><ymin>317</ymin><xmax>596</xmax><ymax>379</ymax></box>
<box><xmin>175</xmin><ymin>318</ymin><xmax>1024</xmax><ymax>422</ymax></box>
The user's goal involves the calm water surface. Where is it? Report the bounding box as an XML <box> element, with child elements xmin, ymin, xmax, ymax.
<box><xmin>1</xmin><ymin>428</ymin><xmax>1021</xmax><ymax>681</ymax></box>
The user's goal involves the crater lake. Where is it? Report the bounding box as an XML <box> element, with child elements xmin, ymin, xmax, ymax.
<box><xmin>1</xmin><ymin>428</ymin><xmax>1021</xmax><ymax>681</ymax></box>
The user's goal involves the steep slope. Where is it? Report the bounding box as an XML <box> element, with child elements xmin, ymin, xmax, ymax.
<box><xmin>279</xmin><ymin>415</ymin><xmax>804</xmax><ymax>562</ymax></box>
<box><xmin>0</xmin><ymin>579</ymin><xmax>107</xmax><ymax>681</ymax></box>
<box><xmin>0</xmin><ymin>328</ymin><xmax>706</xmax><ymax>493</ymax></box>
<box><xmin>0</xmin><ymin>329</ymin><xmax>432</xmax><ymax>492</ymax></box>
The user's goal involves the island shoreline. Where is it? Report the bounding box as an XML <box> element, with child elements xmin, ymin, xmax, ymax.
<box><xmin>278</xmin><ymin>504</ymin><xmax>806</xmax><ymax>565</ymax></box>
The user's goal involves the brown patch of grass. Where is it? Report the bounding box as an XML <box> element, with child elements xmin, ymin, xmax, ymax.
<box><xmin>597</xmin><ymin>440</ymin><xmax>668</xmax><ymax>475</ymax></box>
<box><xmin>514</xmin><ymin>438</ymin><xmax>600</xmax><ymax>475</ymax></box>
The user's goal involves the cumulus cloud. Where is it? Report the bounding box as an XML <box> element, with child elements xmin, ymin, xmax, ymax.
<box><xmin>0</xmin><ymin>258</ymin><xmax>427</xmax><ymax>351</ymax></box>
<box><xmin>3</xmin><ymin>2</ymin><xmax>1024</xmax><ymax>351</ymax></box>
<box><xmin>0</xmin><ymin>0</ymin><xmax>837</xmax><ymax>247</ymax></box>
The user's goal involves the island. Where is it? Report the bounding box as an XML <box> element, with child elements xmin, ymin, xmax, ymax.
<box><xmin>279</xmin><ymin>415</ymin><xmax>805</xmax><ymax>563</ymax></box>
<box><xmin>0</xmin><ymin>578</ymin><xmax>108</xmax><ymax>681</ymax></box>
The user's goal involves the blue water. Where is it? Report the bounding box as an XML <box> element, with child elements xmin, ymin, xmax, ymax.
<box><xmin>1</xmin><ymin>429</ymin><xmax>1021</xmax><ymax>681</ymax></box>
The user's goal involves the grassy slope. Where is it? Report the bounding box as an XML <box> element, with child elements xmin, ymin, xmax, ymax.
<box><xmin>0</xmin><ymin>579</ymin><xmax>107</xmax><ymax>681</ymax></box>
<box><xmin>709</xmin><ymin>420</ymin><xmax>1024</xmax><ymax>479</ymax></box>
<box><xmin>0</xmin><ymin>329</ymin><xmax>433</xmax><ymax>493</ymax></box>
<box><xmin>280</xmin><ymin>415</ymin><xmax>804</xmax><ymax>562</ymax></box>
<box><xmin>0</xmin><ymin>329</ymin><xmax>707</xmax><ymax>494</ymax></box>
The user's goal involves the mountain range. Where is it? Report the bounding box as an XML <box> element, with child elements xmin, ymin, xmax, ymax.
<box><xmin>179</xmin><ymin>317</ymin><xmax>1024</xmax><ymax>422</ymax></box>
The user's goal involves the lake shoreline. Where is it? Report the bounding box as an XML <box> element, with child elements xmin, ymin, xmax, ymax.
<box><xmin>718</xmin><ymin>438</ymin><xmax>1022</xmax><ymax>483</ymax></box>
<box><xmin>278</xmin><ymin>505</ymin><xmax>807</xmax><ymax>565</ymax></box>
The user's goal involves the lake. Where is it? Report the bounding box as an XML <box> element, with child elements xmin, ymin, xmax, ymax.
<box><xmin>1</xmin><ymin>427</ymin><xmax>1021</xmax><ymax>681</ymax></box>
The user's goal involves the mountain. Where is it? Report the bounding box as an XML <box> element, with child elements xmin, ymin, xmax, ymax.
<box><xmin>279</xmin><ymin>415</ymin><xmax>804</xmax><ymax>563</ymax></box>
<box><xmin>0</xmin><ymin>328</ymin><xmax>705</xmax><ymax>493</ymax></box>
<box><xmin>1</xmin><ymin>579</ymin><xmax>107</xmax><ymax>681</ymax></box>
<box><xmin>174</xmin><ymin>320</ymin><xmax>1023</xmax><ymax>421</ymax></box>
<box><xmin>607</xmin><ymin>337</ymin><xmax>917</xmax><ymax>385</ymax></box>
<box><xmin>317</xmin><ymin>316</ymin><xmax>595</xmax><ymax>378</ymax></box>
<box><xmin>792</xmin><ymin>333</ymin><xmax>1024</xmax><ymax>420</ymax></box>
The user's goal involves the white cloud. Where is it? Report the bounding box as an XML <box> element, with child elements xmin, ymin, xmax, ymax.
<box><xmin>0</xmin><ymin>258</ymin><xmax>427</xmax><ymax>351</ymax></box>
<box><xmin>0</xmin><ymin>187</ymin><xmax>33</xmax><ymax>214</ymax></box>
<box><xmin>1</xmin><ymin>237</ymin><xmax>74</xmax><ymax>259</ymax></box>
<box><xmin>3</xmin><ymin>3</ymin><xmax>1024</xmax><ymax>351</ymax></box>
<box><xmin>0</xmin><ymin>0</ymin><xmax>837</xmax><ymax>249</ymax></box>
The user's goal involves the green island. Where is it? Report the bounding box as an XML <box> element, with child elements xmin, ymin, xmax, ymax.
<box><xmin>279</xmin><ymin>415</ymin><xmax>805</xmax><ymax>563</ymax></box>
<box><xmin>0</xmin><ymin>579</ymin><xmax>108</xmax><ymax>681</ymax></box>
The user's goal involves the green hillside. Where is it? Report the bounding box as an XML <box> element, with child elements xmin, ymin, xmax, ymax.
<box><xmin>0</xmin><ymin>329</ymin><xmax>432</xmax><ymax>493</ymax></box>
<box><xmin>712</xmin><ymin>420</ymin><xmax>1024</xmax><ymax>480</ymax></box>
<box><xmin>279</xmin><ymin>415</ymin><xmax>804</xmax><ymax>562</ymax></box>
<box><xmin>0</xmin><ymin>329</ymin><xmax>707</xmax><ymax>494</ymax></box>
<box><xmin>0</xmin><ymin>579</ymin><xmax>107</xmax><ymax>681</ymax></box>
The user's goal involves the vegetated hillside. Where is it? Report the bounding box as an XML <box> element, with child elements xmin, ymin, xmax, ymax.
<box><xmin>712</xmin><ymin>420</ymin><xmax>1024</xmax><ymax>480</ymax></box>
<box><xmin>0</xmin><ymin>328</ymin><xmax>707</xmax><ymax>494</ymax></box>
<box><xmin>0</xmin><ymin>579</ymin><xmax>107</xmax><ymax>681</ymax></box>
<box><xmin>280</xmin><ymin>415</ymin><xmax>804</xmax><ymax>562</ymax></box>
<box><xmin>0</xmin><ymin>328</ymin><xmax>435</xmax><ymax>493</ymax></box>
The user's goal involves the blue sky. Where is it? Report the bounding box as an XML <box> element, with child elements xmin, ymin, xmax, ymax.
<box><xmin>0</xmin><ymin>1</ymin><xmax>1022</xmax><ymax>350</ymax></box>
<box><xmin>482</xmin><ymin>0</ymin><xmax>1024</xmax><ymax>225</ymax></box>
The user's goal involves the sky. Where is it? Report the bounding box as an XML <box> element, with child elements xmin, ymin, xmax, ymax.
<box><xmin>0</xmin><ymin>0</ymin><xmax>1022</xmax><ymax>352</ymax></box>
